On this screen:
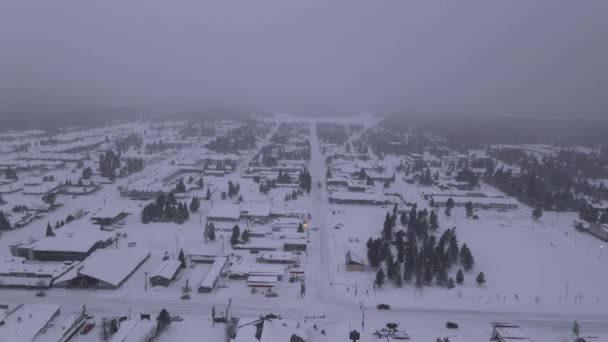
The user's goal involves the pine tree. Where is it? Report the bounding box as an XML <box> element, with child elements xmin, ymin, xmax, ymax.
<box><xmin>0</xmin><ymin>211</ymin><xmax>12</xmax><ymax>231</ymax></box>
<box><xmin>175</xmin><ymin>179</ymin><xmax>186</xmax><ymax>193</ymax></box>
<box><xmin>447</xmin><ymin>231</ymin><xmax>459</xmax><ymax>264</ymax></box>
<box><xmin>297</xmin><ymin>223</ymin><xmax>304</xmax><ymax>233</ymax></box>
<box><xmin>231</xmin><ymin>225</ymin><xmax>240</xmax><ymax>245</ymax></box>
<box><xmin>178</xmin><ymin>249</ymin><xmax>187</xmax><ymax>268</ymax></box>
<box><xmin>45</xmin><ymin>222</ymin><xmax>55</xmax><ymax>237</ymax></box>
<box><xmin>446</xmin><ymin>198</ymin><xmax>455</xmax><ymax>210</ymax></box>
<box><xmin>532</xmin><ymin>207</ymin><xmax>543</xmax><ymax>220</ymax></box>
<box><xmin>460</xmin><ymin>244</ymin><xmax>474</xmax><ymax>271</ymax></box>
<box><xmin>208</xmin><ymin>222</ymin><xmax>216</xmax><ymax>241</ymax></box>
<box><xmin>475</xmin><ymin>272</ymin><xmax>486</xmax><ymax>286</ymax></box>
<box><xmin>189</xmin><ymin>196</ymin><xmax>200</xmax><ymax>213</ymax></box>
<box><xmin>465</xmin><ymin>202</ymin><xmax>474</xmax><ymax>218</ymax></box>
<box><xmin>429</xmin><ymin>210</ymin><xmax>439</xmax><ymax>230</ymax></box>
<box><xmin>383</xmin><ymin>213</ymin><xmax>393</xmax><ymax>240</ymax></box>
<box><xmin>447</xmin><ymin>277</ymin><xmax>455</xmax><ymax>289</ymax></box>
<box><xmin>456</xmin><ymin>269</ymin><xmax>464</xmax><ymax>284</ymax></box>
<box><xmin>241</xmin><ymin>229</ymin><xmax>250</xmax><ymax>243</ymax></box>
<box><xmin>375</xmin><ymin>269</ymin><xmax>385</xmax><ymax>288</ymax></box>
<box><xmin>394</xmin><ymin>264</ymin><xmax>403</xmax><ymax>287</ymax></box>
<box><xmin>400</xmin><ymin>212</ymin><xmax>407</xmax><ymax>226</ymax></box>
<box><xmin>156</xmin><ymin>309</ymin><xmax>171</xmax><ymax>333</ymax></box>
<box><xmin>436</xmin><ymin>269</ymin><xmax>448</xmax><ymax>287</ymax></box>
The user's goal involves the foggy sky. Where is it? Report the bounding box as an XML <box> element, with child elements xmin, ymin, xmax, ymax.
<box><xmin>1</xmin><ymin>0</ymin><xmax>607</xmax><ymax>116</ymax></box>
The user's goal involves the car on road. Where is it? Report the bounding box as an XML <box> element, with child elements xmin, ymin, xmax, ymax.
<box><xmin>446</xmin><ymin>322</ymin><xmax>459</xmax><ymax>329</ymax></box>
<box><xmin>180</xmin><ymin>294</ymin><xmax>191</xmax><ymax>300</ymax></box>
<box><xmin>128</xmin><ymin>242</ymin><xmax>136</xmax><ymax>247</ymax></box>
<box><xmin>377</xmin><ymin>303</ymin><xmax>391</xmax><ymax>310</ymax></box>
<box><xmin>171</xmin><ymin>316</ymin><xmax>184</xmax><ymax>322</ymax></box>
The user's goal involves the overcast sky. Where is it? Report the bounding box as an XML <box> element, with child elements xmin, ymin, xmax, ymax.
<box><xmin>1</xmin><ymin>0</ymin><xmax>607</xmax><ymax>116</ymax></box>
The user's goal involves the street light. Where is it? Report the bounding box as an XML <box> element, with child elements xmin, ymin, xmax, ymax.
<box><xmin>600</xmin><ymin>245</ymin><xmax>604</xmax><ymax>259</ymax></box>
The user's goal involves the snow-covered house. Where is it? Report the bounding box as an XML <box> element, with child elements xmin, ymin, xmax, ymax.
<box><xmin>149</xmin><ymin>259</ymin><xmax>182</xmax><ymax>287</ymax></box>
<box><xmin>110</xmin><ymin>318</ymin><xmax>156</xmax><ymax>342</ymax></box>
<box><xmin>345</xmin><ymin>251</ymin><xmax>365</xmax><ymax>271</ymax></box>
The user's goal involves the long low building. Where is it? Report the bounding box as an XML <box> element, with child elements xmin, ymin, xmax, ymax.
<box><xmin>11</xmin><ymin>229</ymin><xmax>116</xmax><ymax>262</ymax></box>
<box><xmin>247</xmin><ymin>275</ymin><xmax>278</xmax><ymax>288</ymax></box>
<box><xmin>198</xmin><ymin>256</ymin><xmax>228</xmax><ymax>293</ymax></box>
<box><xmin>430</xmin><ymin>194</ymin><xmax>519</xmax><ymax>210</ymax></box>
<box><xmin>0</xmin><ymin>256</ymin><xmax>76</xmax><ymax>288</ymax></box>
<box><xmin>206</xmin><ymin>204</ymin><xmax>241</xmax><ymax>222</ymax></box>
<box><xmin>228</xmin><ymin>262</ymin><xmax>286</xmax><ymax>280</ymax></box>
<box><xmin>54</xmin><ymin>248</ymin><xmax>150</xmax><ymax>289</ymax></box>
<box><xmin>329</xmin><ymin>192</ymin><xmax>395</xmax><ymax>205</ymax></box>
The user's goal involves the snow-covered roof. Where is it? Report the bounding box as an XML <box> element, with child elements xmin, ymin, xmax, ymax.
<box><xmin>110</xmin><ymin>319</ymin><xmax>156</xmax><ymax>342</ymax></box>
<box><xmin>70</xmin><ymin>248</ymin><xmax>150</xmax><ymax>287</ymax></box>
<box><xmin>207</xmin><ymin>204</ymin><xmax>241</xmax><ymax>220</ymax></box>
<box><xmin>199</xmin><ymin>256</ymin><xmax>227</xmax><ymax>289</ymax></box>
<box><xmin>31</xmin><ymin>230</ymin><xmax>115</xmax><ymax>254</ymax></box>
<box><xmin>491</xmin><ymin>322</ymin><xmax>531</xmax><ymax>341</ymax></box>
<box><xmin>0</xmin><ymin>304</ymin><xmax>61</xmax><ymax>341</ymax></box>
<box><xmin>329</xmin><ymin>191</ymin><xmax>393</xmax><ymax>203</ymax></box>
<box><xmin>229</xmin><ymin>262</ymin><xmax>285</xmax><ymax>277</ymax></box>
<box><xmin>150</xmin><ymin>259</ymin><xmax>181</xmax><ymax>280</ymax></box>
<box><xmin>240</xmin><ymin>202</ymin><xmax>270</xmax><ymax>218</ymax></box>
<box><xmin>257</xmin><ymin>252</ymin><xmax>297</xmax><ymax>262</ymax></box>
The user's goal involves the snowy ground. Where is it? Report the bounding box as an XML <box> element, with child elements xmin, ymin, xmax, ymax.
<box><xmin>0</xmin><ymin>117</ymin><xmax>607</xmax><ymax>341</ymax></box>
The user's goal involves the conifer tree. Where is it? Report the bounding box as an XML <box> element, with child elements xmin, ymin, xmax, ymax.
<box><xmin>45</xmin><ymin>222</ymin><xmax>55</xmax><ymax>237</ymax></box>
<box><xmin>456</xmin><ymin>269</ymin><xmax>464</xmax><ymax>284</ymax></box>
<box><xmin>475</xmin><ymin>272</ymin><xmax>486</xmax><ymax>286</ymax></box>
<box><xmin>375</xmin><ymin>269</ymin><xmax>385</xmax><ymax>288</ymax></box>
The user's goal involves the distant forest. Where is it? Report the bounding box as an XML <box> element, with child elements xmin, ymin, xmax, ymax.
<box><xmin>381</xmin><ymin>114</ymin><xmax>608</xmax><ymax>149</ymax></box>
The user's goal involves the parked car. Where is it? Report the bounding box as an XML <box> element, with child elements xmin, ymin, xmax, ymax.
<box><xmin>180</xmin><ymin>294</ymin><xmax>191</xmax><ymax>300</ymax></box>
<box><xmin>171</xmin><ymin>316</ymin><xmax>184</xmax><ymax>322</ymax></box>
<box><xmin>80</xmin><ymin>322</ymin><xmax>95</xmax><ymax>335</ymax></box>
<box><xmin>377</xmin><ymin>304</ymin><xmax>391</xmax><ymax>310</ymax></box>
<box><xmin>128</xmin><ymin>242</ymin><xmax>136</xmax><ymax>247</ymax></box>
<box><xmin>265</xmin><ymin>292</ymin><xmax>279</xmax><ymax>298</ymax></box>
<box><xmin>446</xmin><ymin>322</ymin><xmax>459</xmax><ymax>329</ymax></box>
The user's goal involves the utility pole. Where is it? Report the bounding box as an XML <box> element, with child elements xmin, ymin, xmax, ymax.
<box><xmin>144</xmin><ymin>272</ymin><xmax>148</xmax><ymax>292</ymax></box>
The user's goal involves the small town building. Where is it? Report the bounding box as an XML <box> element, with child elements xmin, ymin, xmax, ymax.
<box><xmin>345</xmin><ymin>251</ymin><xmax>365</xmax><ymax>271</ymax></box>
<box><xmin>490</xmin><ymin>322</ymin><xmax>531</xmax><ymax>342</ymax></box>
<box><xmin>198</xmin><ymin>256</ymin><xmax>228</xmax><ymax>293</ymax></box>
<box><xmin>149</xmin><ymin>259</ymin><xmax>182</xmax><ymax>287</ymax></box>
<box><xmin>207</xmin><ymin>204</ymin><xmax>241</xmax><ymax>222</ymax></box>
<box><xmin>54</xmin><ymin>248</ymin><xmax>150</xmax><ymax>289</ymax></box>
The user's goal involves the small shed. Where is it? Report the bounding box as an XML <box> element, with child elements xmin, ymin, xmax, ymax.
<box><xmin>345</xmin><ymin>251</ymin><xmax>365</xmax><ymax>271</ymax></box>
<box><xmin>490</xmin><ymin>322</ymin><xmax>531</xmax><ymax>342</ymax></box>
